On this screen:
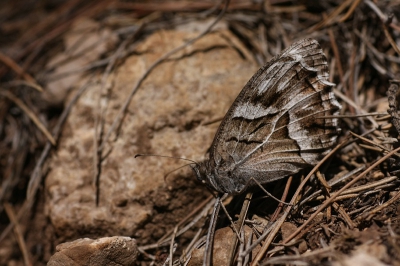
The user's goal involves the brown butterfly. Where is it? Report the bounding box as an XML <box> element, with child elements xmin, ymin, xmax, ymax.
<box><xmin>191</xmin><ymin>38</ymin><xmax>341</xmax><ymax>195</ymax></box>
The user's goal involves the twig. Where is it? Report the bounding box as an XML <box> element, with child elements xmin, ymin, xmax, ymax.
<box><xmin>180</xmin><ymin>228</ymin><xmax>203</xmax><ymax>263</ymax></box>
<box><xmin>4</xmin><ymin>80</ymin><xmax>43</xmax><ymax>92</ymax></box>
<box><xmin>0</xmin><ymin>79</ymin><xmax>91</xmax><ymax>255</ymax></box>
<box><xmin>283</xmin><ymin>145</ymin><xmax>400</xmax><ymax>245</ymax></box>
<box><xmin>333</xmin><ymin>88</ymin><xmax>379</xmax><ymax>129</ymax></box>
<box><xmin>20</xmin><ymin>0</ymin><xmax>115</xmax><ymax>71</ymax></box>
<box><xmin>0</xmin><ymin>52</ymin><xmax>37</xmax><ymax>84</ymax></box>
<box><xmin>307</xmin><ymin>0</ymin><xmax>353</xmax><ymax>32</ymax></box>
<box><xmin>0</xmin><ymin>90</ymin><xmax>56</xmax><ymax>145</ymax></box>
<box><xmin>169</xmin><ymin>227</ymin><xmax>178</xmax><ymax>266</ymax></box>
<box><xmin>364</xmin><ymin>0</ymin><xmax>400</xmax><ymax>56</ymax></box>
<box><xmin>261</xmin><ymin>245</ymin><xmax>334</xmax><ymax>265</ymax></box>
<box><xmin>4</xmin><ymin>203</ymin><xmax>32</xmax><ymax>266</ymax></box>
<box><xmin>0</xmin><ymin>82</ymin><xmax>95</xmax><ymax>248</ymax></box>
<box><xmin>338</xmin><ymin>0</ymin><xmax>362</xmax><ymax>22</ymax></box>
<box><xmin>270</xmin><ymin>176</ymin><xmax>293</xmax><ymax>222</ymax></box>
<box><xmin>382</xmin><ymin>19</ymin><xmax>400</xmax><ymax>56</ymax></box>
<box><xmin>387</xmin><ymin>81</ymin><xmax>400</xmax><ymax>135</ymax></box>
<box><xmin>99</xmin><ymin>0</ymin><xmax>230</xmax><ymax>151</ymax></box>
<box><xmin>350</xmin><ymin>131</ymin><xmax>400</xmax><ymax>157</ymax></box>
<box><xmin>248</xmin><ymin>137</ymin><xmax>351</xmax><ymax>265</ymax></box>
<box><xmin>228</xmin><ymin>192</ymin><xmax>253</xmax><ymax>265</ymax></box>
<box><xmin>0</xmin><ymin>82</ymin><xmax>96</xmax><ymax>255</ymax></box>
<box><xmin>93</xmin><ymin>38</ymin><xmax>131</xmax><ymax>206</ymax></box>
<box><xmin>156</xmin><ymin>195</ymin><xmax>214</xmax><ymax>245</ymax></box>
<box><xmin>332</xmin><ymin>202</ymin><xmax>356</xmax><ymax>228</ymax></box>
<box><xmin>360</xmin><ymin>190</ymin><xmax>400</xmax><ymax>221</ymax></box>
<box><xmin>328</xmin><ymin>29</ymin><xmax>344</xmax><ymax>85</ymax></box>
<box><xmin>26</xmin><ymin>81</ymin><xmax>92</xmax><ymax>201</ymax></box>
<box><xmin>298</xmin><ymin>166</ymin><xmax>365</xmax><ymax>207</ymax></box>
<box><xmin>364</xmin><ymin>0</ymin><xmax>387</xmax><ymax>21</ymax></box>
<box><xmin>204</xmin><ymin>195</ymin><xmax>222</xmax><ymax>266</ymax></box>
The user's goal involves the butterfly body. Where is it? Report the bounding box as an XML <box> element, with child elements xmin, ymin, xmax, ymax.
<box><xmin>192</xmin><ymin>38</ymin><xmax>341</xmax><ymax>195</ymax></box>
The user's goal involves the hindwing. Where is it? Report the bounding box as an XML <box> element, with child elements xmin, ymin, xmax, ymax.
<box><xmin>203</xmin><ymin>38</ymin><xmax>341</xmax><ymax>194</ymax></box>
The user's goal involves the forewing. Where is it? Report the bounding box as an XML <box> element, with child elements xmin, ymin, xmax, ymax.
<box><xmin>209</xmin><ymin>39</ymin><xmax>340</xmax><ymax>182</ymax></box>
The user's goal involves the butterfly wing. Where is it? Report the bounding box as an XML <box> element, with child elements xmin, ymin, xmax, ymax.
<box><xmin>207</xmin><ymin>38</ymin><xmax>341</xmax><ymax>194</ymax></box>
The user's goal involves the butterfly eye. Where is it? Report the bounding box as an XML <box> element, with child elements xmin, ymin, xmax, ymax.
<box><xmin>201</xmin><ymin>180</ymin><xmax>206</xmax><ymax>184</ymax></box>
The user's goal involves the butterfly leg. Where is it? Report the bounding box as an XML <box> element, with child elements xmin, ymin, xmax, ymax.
<box><xmin>228</xmin><ymin>192</ymin><xmax>253</xmax><ymax>266</ymax></box>
<box><xmin>250</xmin><ymin>177</ymin><xmax>292</xmax><ymax>206</ymax></box>
<box><xmin>203</xmin><ymin>194</ymin><xmax>223</xmax><ymax>266</ymax></box>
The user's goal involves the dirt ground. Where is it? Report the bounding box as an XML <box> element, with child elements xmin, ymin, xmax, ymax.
<box><xmin>1</xmin><ymin>0</ymin><xmax>400</xmax><ymax>265</ymax></box>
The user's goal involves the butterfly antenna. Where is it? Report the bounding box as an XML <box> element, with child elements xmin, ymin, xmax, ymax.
<box><xmin>135</xmin><ymin>154</ymin><xmax>200</xmax><ymax>183</ymax></box>
<box><xmin>135</xmin><ymin>153</ymin><xmax>200</xmax><ymax>166</ymax></box>
<box><xmin>163</xmin><ymin>163</ymin><xmax>194</xmax><ymax>182</ymax></box>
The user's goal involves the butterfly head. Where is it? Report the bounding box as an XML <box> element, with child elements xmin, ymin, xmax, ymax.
<box><xmin>190</xmin><ymin>161</ymin><xmax>223</xmax><ymax>194</ymax></box>
<box><xmin>190</xmin><ymin>161</ymin><xmax>245</xmax><ymax>195</ymax></box>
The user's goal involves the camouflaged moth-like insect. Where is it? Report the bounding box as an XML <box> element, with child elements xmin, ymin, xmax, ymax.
<box><xmin>191</xmin><ymin>38</ymin><xmax>341</xmax><ymax>195</ymax></box>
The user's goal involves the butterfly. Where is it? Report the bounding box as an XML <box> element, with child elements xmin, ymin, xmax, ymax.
<box><xmin>191</xmin><ymin>38</ymin><xmax>341</xmax><ymax>195</ymax></box>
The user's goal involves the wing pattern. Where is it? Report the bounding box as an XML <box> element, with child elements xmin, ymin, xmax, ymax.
<box><xmin>194</xmin><ymin>39</ymin><xmax>341</xmax><ymax>194</ymax></box>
